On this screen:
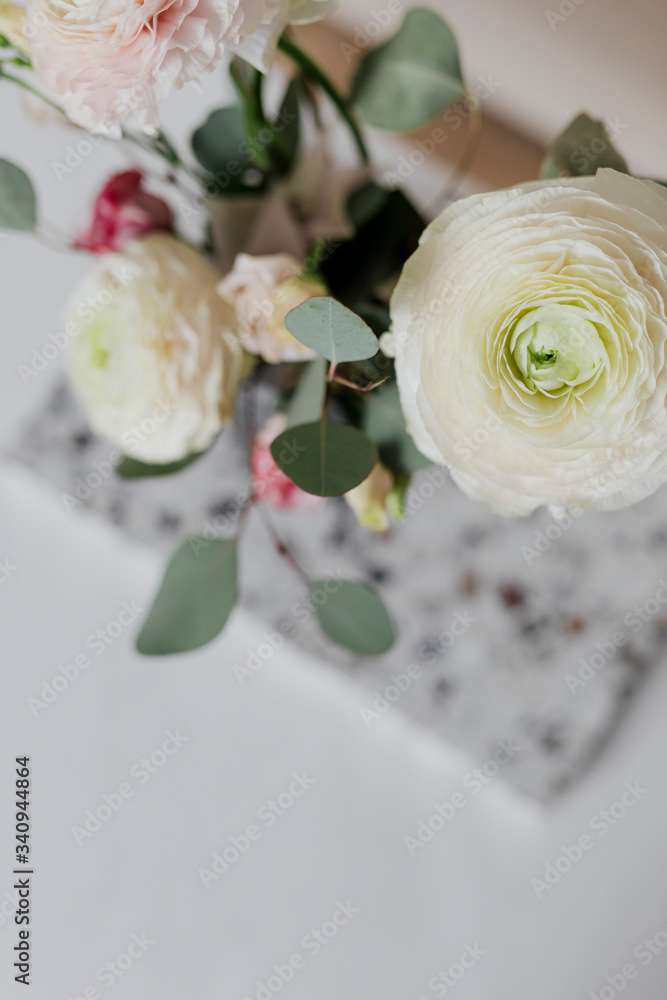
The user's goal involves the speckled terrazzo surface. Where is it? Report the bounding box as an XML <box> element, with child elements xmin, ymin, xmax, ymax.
<box><xmin>14</xmin><ymin>379</ymin><xmax>667</xmax><ymax>799</ymax></box>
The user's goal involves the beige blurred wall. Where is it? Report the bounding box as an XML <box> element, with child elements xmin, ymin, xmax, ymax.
<box><xmin>331</xmin><ymin>0</ymin><xmax>667</xmax><ymax>176</ymax></box>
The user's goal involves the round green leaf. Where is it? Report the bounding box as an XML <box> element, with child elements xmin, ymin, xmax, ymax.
<box><xmin>191</xmin><ymin>107</ymin><xmax>267</xmax><ymax>193</ymax></box>
<box><xmin>285</xmin><ymin>297</ymin><xmax>379</xmax><ymax>363</ymax></box>
<box><xmin>270</xmin><ymin>419</ymin><xmax>377</xmax><ymax>496</ymax></box>
<box><xmin>0</xmin><ymin>159</ymin><xmax>36</xmax><ymax>231</ymax></box>
<box><xmin>136</xmin><ymin>538</ymin><xmax>238</xmax><ymax>655</ymax></box>
<box><xmin>312</xmin><ymin>580</ymin><xmax>395</xmax><ymax>655</ymax></box>
<box><xmin>351</xmin><ymin>8</ymin><xmax>466</xmax><ymax>132</ymax></box>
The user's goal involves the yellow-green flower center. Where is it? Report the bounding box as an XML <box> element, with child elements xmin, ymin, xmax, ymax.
<box><xmin>509</xmin><ymin>304</ymin><xmax>606</xmax><ymax>394</ymax></box>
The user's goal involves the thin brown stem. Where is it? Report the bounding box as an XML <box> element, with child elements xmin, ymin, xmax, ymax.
<box><xmin>256</xmin><ymin>504</ymin><xmax>311</xmax><ymax>585</ymax></box>
<box><xmin>332</xmin><ymin>374</ymin><xmax>390</xmax><ymax>393</ymax></box>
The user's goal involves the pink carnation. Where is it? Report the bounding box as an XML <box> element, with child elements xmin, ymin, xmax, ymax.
<box><xmin>75</xmin><ymin>170</ymin><xmax>173</xmax><ymax>254</ymax></box>
<box><xmin>251</xmin><ymin>413</ymin><xmax>323</xmax><ymax>510</ymax></box>
<box><xmin>26</xmin><ymin>0</ymin><xmax>234</xmax><ymax>134</ymax></box>
<box><xmin>26</xmin><ymin>0</ymin><xmax>340</xmax><ymax>135</ymax></box>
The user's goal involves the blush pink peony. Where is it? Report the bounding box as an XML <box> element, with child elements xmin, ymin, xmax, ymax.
<box><xmin>75</xmin><ymin>170</ymin><xmax>173</xmax><ymax>254</ymax></box>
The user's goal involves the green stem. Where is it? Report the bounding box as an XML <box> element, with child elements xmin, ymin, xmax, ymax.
<box><xmin>121</xmin><ymin>127</ymin><xmax>204</xmax><ymax>187</ymax></box>
<box><xmin>0</xmin><ymin>67</ymin><xmax>204</xmax><ymax>191</ymax></box>
<box><xmin>0</xmin><ymin>65</ymin><xmax>64</xmax><ymax>114</ymax></box>
<box><xmin>277</xmin><ymin>34</ymin><xmax>369</xmax><ymax>165</ymax></box>
<box><xmin>229</xmin><ymin>58</ymin><xmax>271</xmax><ymax>171</ymax></box>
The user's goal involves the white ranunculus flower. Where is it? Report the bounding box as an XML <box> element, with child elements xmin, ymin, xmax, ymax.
<box><xmin>67</xmin><ymin>234</ymin><xmax>249</xmax><ymax>464</ymax></box>
<box><xmin>385</xmin><ymin>169</ymin><xmax>667</xmax><ymax>517</ymax></box>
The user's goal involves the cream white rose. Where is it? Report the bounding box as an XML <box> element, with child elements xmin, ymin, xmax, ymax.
<box><xmin>217</xmin><ymin>252</ymin><xmax>327</xmax><ymax>363</ymax></box>
<box><xmin>387</xmin><ymin>169</ymin><xmax>667</xmax><ymax>516</ymax></box>
<box><xmin>67</xmin><ymin>234</ymin><xmax>249</xmax><ymax>463</ymax></box>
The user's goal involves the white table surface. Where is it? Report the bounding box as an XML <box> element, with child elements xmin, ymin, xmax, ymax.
<box><xmin>1</xmin><ymin>58</ymin><xmax>667</xmax><ymax>1000</ymax></box>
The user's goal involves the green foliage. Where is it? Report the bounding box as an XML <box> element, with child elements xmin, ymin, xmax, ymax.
<box><xmin>312</xmin><ymin>580</ymin><xmax>394</xmax><ymax>654</ymax></box>
<box><xmin>323</xmin><ymin>188</ymin><xmax>424</xmax><ymax>305</ymax></box>
<box><xmin>351</xmin><ymin>8</ymin><xmax>466</xmax><ymax>131</ymax></box>
<box><xmin>136</xmin><ymin>539</ymin><xmax>238</xmax><ymax>655</ymax></box>
<box><xmin>541</xmin><ymin>113</ymin><xmax>629</xmax><ymax>179</ymax></box>
<box><xmin>270</xmin><ymin>419</ymin><xmax>377</xmax><ymax>496</ymax></box>
<box><xmin>191</xmin><ymin>107</ymin><xmax>262</xmax><ymax>193</ymax></box>
<box><xmin>276</xmin><ymin>76</ymin><xmax>301</xmax><ymax>170</ymax></box>
<box><xmin>285</xmin><ymin>297</ymin><xmax>378</xmax><ymax>363</ymax></box>
<box><xmin>347</xmin><ymin>181</ymin><xmax>389</xmax><ymax>229</ymax></box>
<box><xmin>116</xmin><ymin>452</ymin><xmax>205</xmax><ymax>479</ymax></box>
<box><xmin>191</xmin><ymin>77</ymin><xmax>301</xmax><ymax>195</ymax></box>
<box><xmin>362</xmin><ymin>382</ymin><xmax>431</xmax><ymax>475</ymax></box>
<box><xmin>0</xmin><ymin>159</ymin><xmax>36</xmax><ymax>231</ymax></box>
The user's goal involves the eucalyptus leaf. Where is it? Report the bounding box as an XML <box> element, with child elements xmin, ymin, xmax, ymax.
<box><xmin>191</xmin><ymin>107</ymin><xmax>263</xmax><ymax>193</ymax></box>
<box><xmin>136</xmin><ymin>538</ymin><xmax>238</xmax><ymax>655</ymax></box>
<box><xmin>116</xmin><ymin>451</ymin><xmax>205</xmax><ymax>479</ymax></box>
<box><xmin>541</xmin><ymin>112</ymin><xmax>629</xmax><ymax>179</ymax></box>
<box><xmin>312</xmin><ymin>580</ymin><xmax>394</xmax><ymax>654</ymax></box>
<box><xmin>270</xmin><ymin>419</ymin><xmax>377</xmax><ymax>496</ymax></box>
<box><xmin>351</xmin><ymin>8</ymin><xmax>466</xmax><ymax>131</ymax></box>
<box><xmin>285</xmin><ymin>297</ymin><xmax>379</xmax><ymax>363</ymax></box>
<box><xmin>362</xmin><ymin>382</ymin><xmax>431</xmax><ymax>474</ymax></box>
<box><xmin>347</xmin><ymin>181</ymin><xmax>389</xmax><ymax>230</ymax></box>
<box><xmin>321</xmin><ymin>189</ymin><xmax>424</xmax><ymax>304</ymax></box>
<box><xmin>286</xmin><ymin>356</ymin><xmax>327</xmax><ymax>428</ymax></box>
<box><xmin>0</xmin><ymin>159</ymin><xmax>36</xmax><ymax>231</ymax></box>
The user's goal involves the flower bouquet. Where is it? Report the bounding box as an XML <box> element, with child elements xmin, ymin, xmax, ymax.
<box><xmin>3</xmin><ymin>1</ymin><xmax>667</xmax><ymax>660</ymax></box>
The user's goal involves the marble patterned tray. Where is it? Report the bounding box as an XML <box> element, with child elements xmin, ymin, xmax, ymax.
<box><xmin>13</xmin><ymin>380</ymin><xmax>667</xmax><ymax>799</ymax></box>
